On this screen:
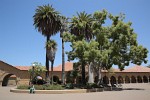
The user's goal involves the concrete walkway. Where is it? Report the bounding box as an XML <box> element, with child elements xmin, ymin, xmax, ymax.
<box><xmin>0</xmin><ymin>83</ymin><xmax>150</xmax><ymax>100</ymax></box>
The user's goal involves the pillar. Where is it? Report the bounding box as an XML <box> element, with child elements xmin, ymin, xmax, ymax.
<box><xmin>123</xmin><ymin>78</ymin><xmax>125</xmax><ymax>84</ymax></box>
<box><xmin>129</xmin><ymin>78</ymin><xmax>131</xmax><ymax>83</ymax></box>
<box><xmin>136</xmin><ymin>78</ymin><xmax>138</xmax><ymax>83</ymax></box>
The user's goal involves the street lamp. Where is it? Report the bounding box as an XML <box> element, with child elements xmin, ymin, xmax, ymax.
<box><xmin>32</xmin><ymin>63</ymin><xmax>35</xmax><ymax>84</ymax></box>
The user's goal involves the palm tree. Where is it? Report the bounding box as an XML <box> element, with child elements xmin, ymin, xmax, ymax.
<box><xmin>70</xmin><ymin>11</ymin><xmax>93</xmax><ymax>85</ymax></box>
<box><xmin>33</xmin><ymin>4</ymin><xmax>62</xmax><ymax>82</ymax></box>
<box><xmin>46</xmin><ymin>40</ymin><xmax>57</xmax><ymax>85</ymax></box>
<box><xmin>70</xmin><ymin>11</ymin><xmax>93</xmax><ymax>41</ymax></box>
<box><xmin>60</xmin><ymin>17</ymin><xmax>69</xmax><ymax>85</ymax></box>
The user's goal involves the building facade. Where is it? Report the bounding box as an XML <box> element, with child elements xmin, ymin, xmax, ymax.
<box><xmin>0</xmin><ymin>60</ymin><xmax>150</xmax><ymax>86</ymax></box>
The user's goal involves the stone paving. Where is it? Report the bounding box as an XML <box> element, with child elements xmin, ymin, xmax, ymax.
<box><xmin>0</xmin><ymin>83</ymin><xmax>150</xmax><ymax>100</ymax></box>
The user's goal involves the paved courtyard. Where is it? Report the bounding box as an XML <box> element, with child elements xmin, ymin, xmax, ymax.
<box><xmin>0</xmin><ymin>83</ymin><xmax>150</xmax><ymax>100</ymax></box>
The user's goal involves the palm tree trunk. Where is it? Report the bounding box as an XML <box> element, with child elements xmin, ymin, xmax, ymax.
<box><xmin>82</xmin><ymin>61</ymin><xmax>86</xmax><ymax>85</ymax></box>
<box><xmin>51</xmin><ymin>60</ymin><xmax>54</xmax><ymax>85</ymax></box>
<box><xmin>62</xmin><ymin>38</ymin><xmax>65</xmax><ymax>85</ymax></box>
<box><xmin>46</xmin><ymin>35</ymin><xmax>50</xmax><ymax>83</ymax></box>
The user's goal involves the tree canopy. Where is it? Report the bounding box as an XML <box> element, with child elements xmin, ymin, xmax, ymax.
<box><xmin>64</xmin><ymin>10</ymin><xmax>148</xmax><ymax>84</ymax></box>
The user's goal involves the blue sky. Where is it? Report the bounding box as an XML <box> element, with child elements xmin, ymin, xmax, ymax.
<box><xmin>0</xmin><ymin>0</ymin><xmax>150</xmax><ymax>68</ymax></box>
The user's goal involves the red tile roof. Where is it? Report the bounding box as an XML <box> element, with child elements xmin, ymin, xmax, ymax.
<box><xmin>52</xmin><ymin>62</ymin><xmax>73</xmax><ymax>71</ymax></box>
<box><xmin>15</xmin><ymin>62</ymin><xmax>73</xmax><ymax>72</ymax></box>
<box><xmin>14</xmin><ymin>62</ymin><xmax>150</xmax><ymax>73</ymax></box>
<box><xmin>15</xmin><ymin>66</ymin><xmax>30</xmax><ymax>71</ymax></box>
<box><xmin>122</xmin><ymin>65</ymin><xmax>150</xmax><ymax>72</ymax></box>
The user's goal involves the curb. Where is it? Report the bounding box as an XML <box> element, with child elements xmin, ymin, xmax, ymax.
<box><xmin>10</xmin><ymin>88</ymin><xmax>87</xmax><ymax>94</ymax></box>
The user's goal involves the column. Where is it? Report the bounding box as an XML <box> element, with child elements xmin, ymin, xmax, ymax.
<box><xmin>136</xmin><ymin>78</ymin><xmax>138</xmax><ymax>83</ymax></box>
<box><xmin>129</xmin><ymin>78</ymin><xmax>131</xmax><ymax>83</ymax></box>
<box><xmin>123</xmin><ymin>78</ymin><xmax>125</xmax><ymax>84</ymax></box>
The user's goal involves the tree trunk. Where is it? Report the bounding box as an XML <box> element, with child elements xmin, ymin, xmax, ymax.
<box><xmin>82</xmin><ymin>61</ymin><xmax>86</xmax><ymax>85</ymax></box>
<box><xmin>88</xmin><ymin>62</ymin><xmax>94</xmax><ymax>83</ymax></box>
<box><xmin>62</xmin><ymin>38</ymin><xmax>65</xmax><ymax>85</ymax></box>
<box><xmin>46</xmin><ymin>35</ymin><xmax>50</xmax><ymax>83</ymax></box>
<box><xmin>97</xmin><ymin>67</ymin><xmax>102</xmax><ymax>85</ymax></box>
<box><xmin>51</xmin><ymin>60</ymin><xmax>54</xmax><ymax>85</ymax></box>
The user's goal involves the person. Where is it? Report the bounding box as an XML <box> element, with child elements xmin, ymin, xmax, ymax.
<box><xmin>30</xmin><ymin>84</ymin><xmax>35</xmax><ymax>94</ymax></box>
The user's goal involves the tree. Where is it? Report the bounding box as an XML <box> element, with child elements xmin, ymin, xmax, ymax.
<box><xmin>70</xmin><ymin>11</ymin><xmax>94</xmax><ymax>85</ymax></box>
<box><xmin>33</xmin><ymin>4</ymin><xmax>62</xmax><ymax>82</ymax></box>
<box><xmin>66</xmin><ymin>10</ymin><xmax>148</xmax><ymax>85</ymax></box>
<box><xmin>28</xmin><ymin>62</ymin><xmax>46</xmax><ymax>84</ymax></box>
<box><xmin>60</xmin><ymin>17</ymin><xmax>69</xmax><ymax>85</ymax></box>
<box><xmin>46</xmin><ymin>39</ymin><xmax>57</xmax><ymax>85</ymax></box>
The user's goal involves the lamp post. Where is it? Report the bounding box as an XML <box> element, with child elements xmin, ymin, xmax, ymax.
<box><xmin>32</xmin><ymin>63</ymin><xmax>35</xmax><ymax>84</ymax></box>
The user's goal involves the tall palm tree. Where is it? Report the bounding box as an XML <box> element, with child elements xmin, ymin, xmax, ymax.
<box><xmin>70</xmin><ymin>11</ymin><xmax>93</xmax><ymax>41</ymax></box>
<box><xmin>70</xmin><ymin>11</ymin><xmax>93</xmax><ymax>85</ymax></box>
<box><xmin>33</xmin><ymin>4</ymin><xmax>62</xmax><ymax>82</ymax></box>
<box><xmin>60</xmin><ymin>17</ymin><xmax>69</xmax><ymax>85</ymax></box>
<box><xmin>46</xmin><ymin>40</ymin><xmax>57</xmax><ymax>85</ymax></box>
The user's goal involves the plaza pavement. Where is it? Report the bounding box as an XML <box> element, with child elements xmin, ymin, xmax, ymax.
<box><xmin>0</xmin><ymin>83</ymin><xmax>150</xmax><ymax>100</ymax></box>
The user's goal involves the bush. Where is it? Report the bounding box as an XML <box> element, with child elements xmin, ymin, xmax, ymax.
<box><xmin>86</xmin><ymin>83</ymin><xmax>103</xmax><ymax>89</ymax></box>
<box><xmin>65</xmin><ymin>83</ymin><xmax>74</xmax><ymax>89</ymax></box>
<box><xmin>17</xmin><ymin>84</ymin><xmax>64</xmax><ymax>90</ymax></box>
<box><xmin>17</xmin><ymin>85</ymin><xmax>30</xmax><ymax>89</ymax></box>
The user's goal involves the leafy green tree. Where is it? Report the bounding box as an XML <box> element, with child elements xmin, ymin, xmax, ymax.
<box><xmin>147</xmin><ymin>65</ymin><xmax>150</xmax><ymax>68</ymax></box>
<box><xmin>67</xmin><ymin>40</ymin><xmax>88</xmax><ymax>85</ymax></box>
<box><xmin>70</xmin><ymin>12</ymin><xmax>94</xmax><ymax>85</ymax></box>
<box><xmin>33</xmin><ymin>4</ymin><xmax>62</xmax><ymax>82</ymax></box>
<box><xmin>46</xmin><ymin>39</ymin><xmax>57</xmax><ymax>85</ymax></box>
<box><xmin>28</xmin><ymin>62</ymin><xmax>46</xmax><ymax>83</ymax></box>
<box><xmin>66</xmin><ymin>10</ymin><xmax>148</xmax><ymax>85</ymax></box>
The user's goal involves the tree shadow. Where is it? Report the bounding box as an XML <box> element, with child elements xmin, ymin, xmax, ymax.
<box><xmin>122</xmin><ymin>88</ymin><xmax>145</xmax><ymax>90</ymax></box>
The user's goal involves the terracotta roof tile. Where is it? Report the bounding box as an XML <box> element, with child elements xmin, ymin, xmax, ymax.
<box><xmin>52</xmin><ymin>62</ymin><xmax>73</xmax><ymax>71</ymax></box>
<box><xmin>15</xmin><ymin>66</ymin><xmax>30</xmax><ymax>70</ymax></box>
<box><xmin>14</xmin><ymin>63</ymin><xmax>150</xmax><ymax>73</ymax></box>
<box><xmin>15</xmin><ymin>62</ymin><xmax>73</xmax><ymax>71</ymax></box>
<box><xmin>122</xmin><ymin>65</ymin><xmax>150</xmax><ymax>72</ymax></box>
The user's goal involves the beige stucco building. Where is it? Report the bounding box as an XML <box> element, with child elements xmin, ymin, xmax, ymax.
<box><xmin>0</xmin><ymin>60</ymin><xmax>150</xmax><ymax>86</ymax></box>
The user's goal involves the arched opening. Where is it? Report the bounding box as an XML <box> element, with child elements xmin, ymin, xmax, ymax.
<box><xmin>137</xmin><ymin>76</ymin><xmax>142</xmax><ymax>83</ymax></box>
<box><xmin>118</xmin><ymin>76</ymin><xmax>123</xmax><ymax>84</ymax></box>
<box><xmin>52</xmin><ymin>76</ymin><xmax>60</xmax><ymax>83</ymax></box>
<box><xmin>149</xmin><ymin>76</ymin><xmax>150</xmax><ymax>82</ymax></box>
<box><xmin>2</xmin><ymin>74</ymin><xmax>17</xmax><ymax>86</ymax></box>
<box><xmin>85</xmin><ymin>76</ymin><xmax>89</xmax><ymax>83</ymax></box>
<box><xmin>110</xmin><ymin>76</ymin><xmax>116</xmax><ymax>84</ymax></box>
<box><xmin>125</xmin><ymin>76</ymin><xmax>130</xmax><ymax>83</ymax></box>
<box><xmin>143</xmin><ymin>76</ymin><xmax>148</xmax><ymax>83</ymax></box>
<box><xmin>94</xmin><ymin>76</ymin><xmax>98</xmax><ymax>83</ymax></box>
<box><xmin>103</xmin><ymin>76</ymin><xmax>109</xmax><ymax>84</ymax></box>
<box><xmin>76</xmin><ymin>76</ymin><xmax>82</xmax><ymax>84</ymax></box>
<box><xmin>131</xmin><ymin>76</ymin><xmax>136</xmax><ymax>83</ymax></box>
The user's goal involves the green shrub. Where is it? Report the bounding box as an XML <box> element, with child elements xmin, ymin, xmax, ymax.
<box><xmin>17</xmin><ymin>84</ymin><xmax>64</xmax><ymax>90</ymax></box>
<box><xmin>17</xmin><ymin>85</ymin><xmax>29</xmax><ymax>89</ymax></box>
<box><xmin>86</xmin><ymin>83</ymin><xmax>102</xmax><ymax>89</ymax></box>
<box><xmin>65</xmin><ymin>83</ymin><xmax>74</xmax><ymax>89</ymax></box>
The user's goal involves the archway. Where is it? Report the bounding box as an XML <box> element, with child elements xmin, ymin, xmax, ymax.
<box><xmin>85</xmin><ymin>76</ymin><xmax>89</xmax><ymax>83</ymax></box>
<box><xmin>103</xmin><ymin>76</ymin><xmax>109</xmax><ymax>84</ymax></box>
<box><xmin>94</xmin><ymin>76</ymin><xmax>98</xmax><ymax>83</ymax></box>
<box><xmin>125</xmin><ymin>76</ymin><xmax>130</xmax><ymax>83</ymax></box>
<box><xmin>76</xmin><ymin>76</ymin><xmax>82</xmax><ymax>84</ymax></box>
<box><xmin>52</xmin><ymin>76</ymin><xmax>59</xmax><ymax>83</ymax></box>
<box><xmin>118</xmin><ymin>76</ymin><xmax>123</xmax><ymax>84</ymax></box>
<box><xmin>137</xmin><ymin>76</ymin><xmax>142</xmax><ymax>83</ymax></box>
<box><xmin>2</xmin><ymin>74</ymin><xmax>17</xmax><ymax>86</ymax></box>
<box><xmin>110</xmin><ymin>76</ymin><xmax>116</xmax><ymax>84</ymax></box>
<box><xmin>143</xmin><ymin>76</ymin><xmax>148</xmax><ymax>83</ymax></box>
<box><xmin>131</xmin><ymin>76</ymin><xmax>136</xmax><ymax>83</ymax></box>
